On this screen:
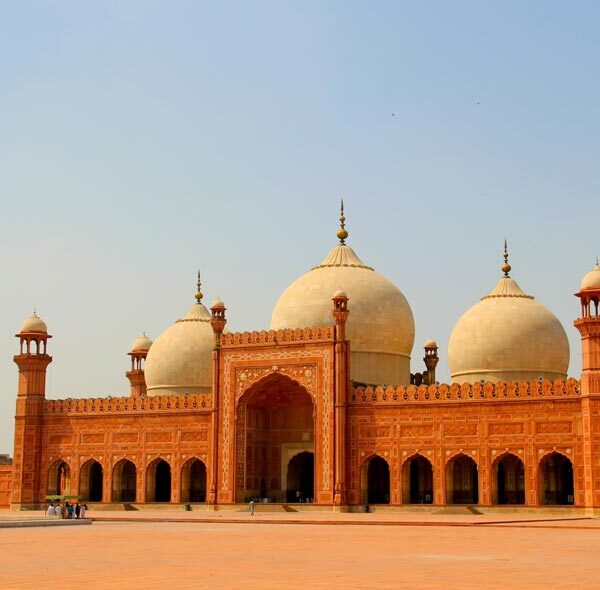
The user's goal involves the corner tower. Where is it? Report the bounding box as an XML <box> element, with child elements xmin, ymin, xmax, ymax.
<box><xmin>126</xmin><ymin>333</ymin><xmax>152</xmax><ymax>397</ymax></box>
<box><xmin>574</xmin><ymin>260</ymin><xmax>600</xmax><ymax>513</ymax></box>
<box><xmin>12</xmin><ymin>312</ymin><xmax>52</xmax><ymax>509</ymax></box>
<box><xmin>575</xmin><ymin>260</ymin><xmax>600</xmax><ymax>394</ymax></box>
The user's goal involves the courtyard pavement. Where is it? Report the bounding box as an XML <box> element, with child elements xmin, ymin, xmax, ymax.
<box><xmin>1</xmin><ymin>509</ymin><xmax>599</xmax><ymax>588</ymax></box>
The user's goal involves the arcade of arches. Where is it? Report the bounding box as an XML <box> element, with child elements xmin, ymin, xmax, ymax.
<box><xmin>237</xmin><ymin>375</ymin><xmax>315</xmax><ymax>503</ymax></box>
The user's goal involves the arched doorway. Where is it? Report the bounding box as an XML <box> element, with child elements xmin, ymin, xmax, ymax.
<box><xmin>362</xmin><ymin>455</ymin><xmax>390</xmax><ymax>504</ymax></box>
<box><xmin>112</xmin><ymin>459</ymin><xmax>137</xmax><ymax>502</ymax></box>
<box><xmin>47</xmin><ymin>460</ymin><xmax>70</xmax><ymax>496</ymax></box>
<box><xmin>236</xmin><ymin>374</ymin><xmax>314</xmax><ymax>503</ymax></box>
<box><xmin>79</xmin><ymin>460</ymin><xmax>103</xmax><ymax>502</ymax></box>
<box><xmin>446</xmin><ymin>454</ymin><xmax>478</xmax><ymax>504</ymax></box>
<box><xmin>181</xmin><ymin>458</ymin><xmax>207</xmax><ymax>503</ymax></box>
<box><xmin>492</xmin><ymin>454</ymin><xmax>525</xmax><ymax>505</ymax></box>
<box><xmin>286</xmin><ymin>451</ymin><xmax>314</xmax><ymax>502</ymax></box>
<box><xmin>146</xmin><ymin>459</ymin><xmax>171</xmax><ymax>502</ymax></box>
<box><xmin>402</xmin><ymin>455</ymin><xmax>433</xmax><ymax>504</ymax></box>
<box><xmin>539</xmin><ymin>452</ymin><xmax>574</xmax><ymax>505</ymax></box>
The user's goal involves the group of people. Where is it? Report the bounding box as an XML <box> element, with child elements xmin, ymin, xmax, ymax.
<box><xmin>47</xmin><ymin>501</ymin><xmax>87</xmax><ymax>519</ymax></box>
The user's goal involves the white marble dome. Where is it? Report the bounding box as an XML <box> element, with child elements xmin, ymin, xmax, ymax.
<box><xmin>270</xmin><ymin>234</ymin><xmax>415</xmax><ymax>386</ymax></box>
<box><xmin>144</xmin><ymin>296</ymin><xmax>214</xmax><ymax>396</ymax></box>
<box><xmin>19</xmin><ymin>312</ymin><xmax>48</xmax><ymax>334</ymax></box>
<box><xmin>448</xmin><ymin>264</ymin><xmax>569</xmax><ymax>384</ymax></box>
<box><xmin>130</xmin><ymin>332</ymin><xmax>153</xmax><ymax>353</ymax></box>
<box><xmin>581</xmin><ymin>261</ymin><xmax>600</xmax><ymax>291</ymax></box>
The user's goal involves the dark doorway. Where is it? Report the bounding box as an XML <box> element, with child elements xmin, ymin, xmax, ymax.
<box><xmin>155</xmin><ymin>460</ymin><xmax>171</xmax><ymax>502</ymax></box>
<box><xmin>85</xmin><ymin>461</ymin><xmax>104</xmax><ymax>502</ymax></box>
<box><xmin>403</xmin><ymin>455</ymin><xmax>433</xmax><ymax>504</ymax></box>
<box><xmin>286</xmin><ymin>451</ymin><xmax>314</xmax><ymax>502</ymax></box>
<box><xmin>447</xmin><ymin>454</ymin><xmax>478</xmax><ymax>504</ymax></box>
<box><xmin>367</xmin><ymin>456</ymin><xmax>390</xmax><ymax>504</ymax></box>
<box><xmin>47</xmin><ymin>460</ymin><xmax>71</xmax><ymax>496</ymax></box>
<box><xmin>495</xmin><ymin>454</ymin><xmax>525</xmax><ymax>505</ymax></box>
<box><xmin>539</xmin><ymin>452</ymin><xmax>574</xmax><ymax>505</ymax></box>
<box><xmin>181</xmin><ymin>459</ymin><xmax>207</xmax><ymax>503</ymax></box>
<box><xmin>113</xmin><ymin>460</ymin><xmax>136</xmax><ymax>502</ymax></box>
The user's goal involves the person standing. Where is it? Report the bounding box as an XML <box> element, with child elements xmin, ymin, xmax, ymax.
<box><xmin>80</xmin><ymin>503</ymin><xmax>87</xmax><ymax>519</ymax></box>
<box><xmin>249</xmin><ymin>500</ymin><xmax>255</xmax><ymax>516</ymax></box>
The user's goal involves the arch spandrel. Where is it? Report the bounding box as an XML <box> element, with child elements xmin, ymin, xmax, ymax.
<box><xmin>235</xmin><ymin>366</ymin><xmax>318</xmax><ymax>405</ymax></box>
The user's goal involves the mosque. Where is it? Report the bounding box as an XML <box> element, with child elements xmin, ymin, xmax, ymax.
<box><xmin>2</xmin><ymin>205</ymin><xmax>600</xmax><ymax>512</ymax></box>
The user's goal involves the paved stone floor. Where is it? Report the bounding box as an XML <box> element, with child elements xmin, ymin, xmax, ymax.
<box><xmin>1</xmin><ymin>515</ymin><xmax>599</xmax><ymax>589</ymax></box>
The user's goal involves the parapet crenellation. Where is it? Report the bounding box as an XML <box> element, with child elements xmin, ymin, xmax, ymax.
<box><xmin>350</xmin><ymin>378</ymin><xmax>581</xmax><ymax>404</ymax></box>
<box><xmin>44</xmin><ymin>394</ymin><xmax>213</xmax><ymax>415</ymax></box>
<box><xmin>221</xmin><ymin>326</ymin><xmax>335</xmax><ymax>347</ymax></box>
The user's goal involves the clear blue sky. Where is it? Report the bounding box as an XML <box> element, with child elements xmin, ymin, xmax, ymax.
<box><xmin>1</xmin><ymin>1</ymin><xmax>599</xmax><ymax>452</ymax></box>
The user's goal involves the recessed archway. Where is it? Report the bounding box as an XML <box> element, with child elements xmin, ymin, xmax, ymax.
<box><xmin>492</xmin><ymin>454</ymin><xmax>525</xmax><ymax>505</ymax></box>
<box><xmin>539</xmin><ymin>452</ymin><xmax>574</xmax><ymax>505</ymax></box>
<box><xmin>146</xmin><ymin>459</ymin><xmax>171</xmax><ymax>502</ymax></box>
<box><xmin>112</xmin><ymin>459</ymin><xmax>137</xmax><ymax>502</ymax></box>
<box><xmin>236</xmin><ymin>373</ymin><xmax>314</xmax><ymax>503</ymax></box>
<box><xmin>181</xmin><ymin>458</ymin><xmax>207</xmax><ymax>503</ymax></box>
<box><xmin>47</xmin><ymin>460</ymin><xmax>71</xmax><ymax>496</ymax></box>
<box><xmin>286</xmin><ymin>451</ymin><xmax>314</xmax><ymax>502</ymax></box>
<box><xmin>362</xmin><ymin>455</ymin><xmax>390</xmax><ymax>505</ymax></box>
<box><xmin>79</xmin><ymin>459</ymin><xmax>103</xmax><ymax>502</ymax></box>
<box><xmin>446</xmin><ymin>454</ymin><xmax>478</xmax><ymax>504</ymax></box>
<box><xmin>402</xmin><ymin>455</ymin><xmax>433</xmax><ymax>504</ymax></box>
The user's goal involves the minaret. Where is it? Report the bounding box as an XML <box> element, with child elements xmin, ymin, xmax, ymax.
<box><xmin>423</xmin><ymin>340</ymin><xmax>439</xmax><ymax>385</ymax></box>
<box><xmin>12</xmin><ymin>312</ymin><xmax>52</xmax><ymax>509</ymax></box>
<box><xmin>126</xmin><ymin>333</ymin><xmax>152</xmax><ymax>398</ymax></box>
<box><xmin>574</xmin><ymin>260</ymin><xmax>600</xmax><ymax>513</ymax></box>
<box><xmin>208</xmin><ymin>292</ymin><xmax>227</xmax><ymax>507</ymax></box>
<box><xmin>332</xmin><ymin>286</ymin><xmax>350</xmax><ymax>509</ymax></box>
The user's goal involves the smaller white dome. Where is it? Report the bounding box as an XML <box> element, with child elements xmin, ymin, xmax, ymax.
<box><xmin>424</xmin><ymin>339</ymin><xmax>437</xmax><ymax>348</ymax></box>
<box><xmin>131</xmin><ymin>332</ymin><xmax>152</xmax><ymax>352</ymax></box>
<box><xmin>581</xmin><ymin>262</ymin><xmax>600</xmax><ymax>291</ymax></box>
<box><xmin>333</xmin><ymin>288</ymin><xmax>347</xmax><ymax>298</ymax></box>
<box><xmin>211</xmin><ymin>298</ymin><xmax>225</xmax><ymax>309</ymax></box>
<box><xmin>20</xmin><ymin>312</ymin><xmax>47</xmax><ymax>334</ymax></box>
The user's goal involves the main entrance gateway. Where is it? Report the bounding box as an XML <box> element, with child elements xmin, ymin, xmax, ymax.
<box><xmin>236</xmin><ymin>374</ymin><xmax>315</xmax><ymax>503</ymax></box>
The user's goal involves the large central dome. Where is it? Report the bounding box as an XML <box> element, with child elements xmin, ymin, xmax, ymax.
<box><xmin>270</xmin><ymin>207</ymin><xmax>415</xmax><ymax>386</ymax></box>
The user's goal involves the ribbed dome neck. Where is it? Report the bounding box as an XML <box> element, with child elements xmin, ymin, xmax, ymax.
<box><xmin>311</xmin><ymin>244</ymin><xmax>373</xmax><ymax>271</ymax></box>
<box><xmin>176</xmin><ymin>302</ymin><xmax>212</xmax><ymax>323</ymax></box>
<box><xmin>481</xmin><ymin>276</ymin><xmax>534</xmax><ymax>300</ymax></box>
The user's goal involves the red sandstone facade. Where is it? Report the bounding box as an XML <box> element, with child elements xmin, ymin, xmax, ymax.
<box><xmin>4</xmin><ymin>286</ymin><xmax>600</xmax><ymax>512</ymax></box>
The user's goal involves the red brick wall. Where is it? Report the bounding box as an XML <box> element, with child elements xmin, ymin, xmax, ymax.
<box><xmin>0</xmin><ymin>465</ymin><xmax>12</xmax><ymax>507</ymax></box>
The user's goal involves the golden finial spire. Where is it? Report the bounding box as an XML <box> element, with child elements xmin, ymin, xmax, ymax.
<box><xmin>501</xmin><ymin>239</ymin><xmax>511</xmax><ymax>277</ymax></box>
<box><xmin>337</xmin><ymin>199</ymin><xmax>348</xmax><ymax>244</ymax></box>
<box><xmin>195</xmin><ymin>270</ymin><xmax>203</xmax><ymax>302</ymax></box>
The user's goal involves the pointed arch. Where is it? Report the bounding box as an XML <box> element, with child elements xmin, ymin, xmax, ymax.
<box><xmin>180</xmin><ymin>457</ymin><xmax>207</xmax><ymax>503</ymax></box>
<box><xmin>47</xmin><ymin>459</ymin><xmax>71</xmax><ymax>496</ymax></box>
<box><xmin>146</xmin><ymin>457</ymin><xmax>171</xmax><ymax>502</ymax></box>
<box><xmin>446</xmin><ymin>453</ymin><xmax>478</xmax><ymax>504</ymax></box>
<box><xmin>79</xmin><ymin>458</ymin><xmax>104</xmax><ymax>502</ymax></box>
<box><xmin>112</xmin><ymin>459</ymin><xmax>137</xmax><ymax>502</ymax></box>
<box><xmin>401</xmin><ymin>453</ymin><xmax>433</xmax><ymax>504</ymax></box>
<box><xmin>539</xmin><ymin>451</ymin><xmax>574</xmax><ymax>505</ymax></box>
<box><xmin>491</xmin><ymin>452</ymin><xmax>525</xmax><ymax>505</ymax></box>
<box><xmin>360</xmin><ymin>454</ymin><xmax>390</xmax><ymax>505</ymax></box>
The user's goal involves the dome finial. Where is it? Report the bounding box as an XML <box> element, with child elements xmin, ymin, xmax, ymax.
<box><xmin>195</xmin><ymin>270</ymin><xmax>203</xmax><ymax>302</ymax></box>
<box><xmin>337</xmin><ymin>198</ymin><xmax>348</xmax><ymax>244</ymax></box>
<box><xmin>501</xmin><ymin>238</ymin><xmax>511</xmax><ymax>277</ymax></box>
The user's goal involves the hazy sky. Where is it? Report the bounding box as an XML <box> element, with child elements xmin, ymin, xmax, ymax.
<box><xmin>1</xmin><ymin>1</ymin><xmax>599</xmax><ymax>453</ymax></box>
